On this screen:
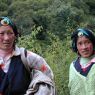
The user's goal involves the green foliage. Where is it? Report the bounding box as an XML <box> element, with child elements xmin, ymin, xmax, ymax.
<box><xmin>0</xmin><ymin>0</ymin><xmax>94</xmax><ymax>37</ymax></box>
<box><xmin>0</xmin><ymin>2</ymin><xmax>8</xmax><ymax>11</ymax></box>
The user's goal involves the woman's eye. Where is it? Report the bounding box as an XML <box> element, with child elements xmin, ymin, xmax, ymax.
<box><xmin>7</xmin><ymin>30</ymin><xmax>14</xmax><ymax>34</ymax></box>
<box><xmin>7</xmin><ymin>32</ymin><xmax>14</xmax><ymax>34</ymax></box>
<box><xmin>87</xmin><ymin>41</ymin><xmax>91</xmax><ymax>44</ymax></box>
<box><xmin>0</xmin><ymin>33</ymin><xmax>4</xmax><ymax>35</ymax></box>
<box><xmin>78</xmin><ymin>42</ymin><xmax>82</xmax><ymax>45</ymax></box>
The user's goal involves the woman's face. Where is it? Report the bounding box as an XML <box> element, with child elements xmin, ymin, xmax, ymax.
<box><xmin>77</xmin><ymin>36</ymin><xmax>94</xmax><ymax>58</ymax></box>
<box><xmin>0</xmin><ymin>25</ymin><xmax>16</xmax><ymax>51</ymax></box>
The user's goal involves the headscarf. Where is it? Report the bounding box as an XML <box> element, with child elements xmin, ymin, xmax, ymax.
<box><xmin>0</xmin><ymin>17</ymin><xmax>19</xmax><ymax>37</ymax></box>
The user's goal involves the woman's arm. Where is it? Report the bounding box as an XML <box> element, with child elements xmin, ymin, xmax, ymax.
<box><xmin>26</xmin><ymin>51</ymin><xmax>54</xmax><ymax>79</ymax></box>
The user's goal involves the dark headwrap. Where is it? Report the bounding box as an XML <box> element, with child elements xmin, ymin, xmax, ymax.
<box><xmin>71</xmin><ymin>28</ymin><xmax>95</xmax><ymax>53</ymax></box>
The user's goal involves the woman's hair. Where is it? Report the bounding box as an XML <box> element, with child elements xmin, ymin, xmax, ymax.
<box><xmin>71</xmin><ymin>28</ymin><xmax>95</xmax><ymax>53</ymax></box>
<box><xmin>0</xmin><ymin>16</ymin><xmax>20</xmax><ymax>45</ymax></box>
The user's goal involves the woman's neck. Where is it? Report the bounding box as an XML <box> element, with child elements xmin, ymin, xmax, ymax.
<box><xmin>0</xmin><ymin>48</ymin><xmax>13</xmax><ymax>58</ymax></box>
<box><xmin>80</xmin><ymin>54</ymin><xmax>95</xmax><ymax>67</ymax></box>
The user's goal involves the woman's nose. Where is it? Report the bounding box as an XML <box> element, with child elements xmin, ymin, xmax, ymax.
<box><xmin>82</xmin><ymin>44</ymin><xmax>87</xmax><ymax>49</ymax></box>
<box><xmin>4</xmin><ymin>34</ymin><xmax>10</xmax><ymax>40</ymax></box>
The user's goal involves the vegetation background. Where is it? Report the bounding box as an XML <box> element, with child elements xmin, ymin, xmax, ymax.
<box><xmin>0</xmin><ymin>0</ymin><xmax>95</xmax><ymax>94</ymax></box>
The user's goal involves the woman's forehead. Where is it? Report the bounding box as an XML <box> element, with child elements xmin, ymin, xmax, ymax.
<box><xmin>77</xmin><ymin>36</ymin><xmax>90</xmax><ymax>42</ymax></box>
<box><xmin>0</xmin><ymin>25</ymin><xmax>13</xmax><ymax>31</ymax></box>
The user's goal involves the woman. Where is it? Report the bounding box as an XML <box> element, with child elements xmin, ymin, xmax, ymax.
<box><xmin>0</xmin><ymin>17</ymin><xmax>55</xmax><ymax>95</ymax></box>
<box><xmin>68</xmin><ymin>28</ymin><xmax>95</xmax><ymax>95</ymax></box>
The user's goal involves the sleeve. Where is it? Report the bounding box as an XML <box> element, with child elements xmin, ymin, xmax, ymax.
<box><xmin>20</xmin><ymin>47</ymin><xmax>56</xmax><ymax>95</ymax></box>
<box><xmin>26</xmin><ymin>51</ymin><xmax>54</xmax><ymax>80</ymax></box>
<box><xmin>24</xmin><ymin>70</ymin><xmax>56</xmax><ymax>95</ymax></box>
<box><xmin>24</xmin><ymin>51</ymin><xmax>56</xmax><ymax>95</ymax></box>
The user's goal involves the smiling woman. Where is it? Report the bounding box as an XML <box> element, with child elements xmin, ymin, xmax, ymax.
<box><xmin>68</xmin><ymin>28</ymin><xmax>95</xmax><ymax>95</ymax></box>
<box><xmin>77</xmin><ymin>36</ymin><xmax>93</xmax><ymax>58</ymax></box>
